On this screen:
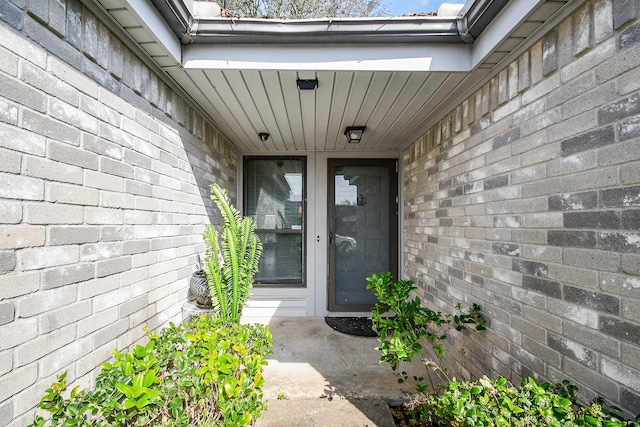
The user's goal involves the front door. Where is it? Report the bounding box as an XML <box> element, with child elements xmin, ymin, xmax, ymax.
<box><xmin>327</xmin><ymin>159</ymin><xmax>398</xmax><ymax>312</ymax></box>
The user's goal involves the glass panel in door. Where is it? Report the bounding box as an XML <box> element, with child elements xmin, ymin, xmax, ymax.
<box><xmin>328</xmin><ymin>159</ymin><xmax>398</xmax><ymax>311</ymax></box>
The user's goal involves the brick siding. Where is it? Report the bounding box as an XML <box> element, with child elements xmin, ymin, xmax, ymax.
<box><xmin>0</xmin><ymin>1</ymin><xmax>237</xmax><ymax>425</ymax></box>
<box><xmin>403</xmin><ymin>0</ymin><xmax>640</xmax><ymax>416</ymax></box>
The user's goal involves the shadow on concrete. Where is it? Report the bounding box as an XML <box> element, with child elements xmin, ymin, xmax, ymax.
<box><xmin>253</xmin><ymin>317</ymin><xmax>429</xmax><ymax>427</ymax></box>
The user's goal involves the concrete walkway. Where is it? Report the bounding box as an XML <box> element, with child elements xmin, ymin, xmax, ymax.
<box><xmin>251</xmin><ymin>317</ymin><xmax>427</xmax><ymax>427</ymax></box>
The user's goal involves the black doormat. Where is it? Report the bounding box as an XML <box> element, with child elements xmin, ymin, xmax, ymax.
<box><xmin>324</xmin><ymin>317</ymin><xmax>377</xmax><ymax>337</ymax></box>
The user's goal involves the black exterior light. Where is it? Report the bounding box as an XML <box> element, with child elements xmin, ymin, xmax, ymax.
<box><xmin>344</xmin><ymin>126</ymin><xmax>366</xmax><ymax>144</ymax></box>
<box><xmin>258</xmin><ymin>132</ymin><xmax>270</xmax><ymax>142</ymax></box>
<box><xmin>296</xmin><ymin>78</ymin><xmax>318</xmax><ymax>90</ymax></box>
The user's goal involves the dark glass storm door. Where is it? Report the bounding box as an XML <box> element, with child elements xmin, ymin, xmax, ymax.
<box><xmin>327</xmin><ymin>159</ymin><xmax>398</xmax><ymax>312</ymax></box>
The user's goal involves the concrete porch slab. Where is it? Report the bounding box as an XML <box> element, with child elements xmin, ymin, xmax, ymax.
<box><xmin>250</xmin><ymin>317</ymin><xmax>428</xmax><ymax>427</ymax></box>
<box><xmin>255</xmin><ymin>398</ymin><xmax>396</xmax><ymax>427</ymax></box>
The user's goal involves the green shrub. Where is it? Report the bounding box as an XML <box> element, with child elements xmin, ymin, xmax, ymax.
<box><xmin>367</xmin><ymin>273</ymin><xmax>638</xmax><ymax>426</ymax></box>
<box><xmin>403</xmin><ymin>376</ymin><xmax>639</xmax><ymax>427</ymax></box>
<box><xmin>30</xmin><ymin>316</ymin><xmax>272</xmax><ymax>427</ymax></box>
<box><xmin>366</xmin><ymin>271</ymin><xmax>485</xmax><ymax>392</ymax></box>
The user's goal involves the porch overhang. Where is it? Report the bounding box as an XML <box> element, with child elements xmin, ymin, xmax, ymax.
<box><xmin>86</xmin><ymin>0</ymin><xmax>580</xmax><ymax>152</ymax></box>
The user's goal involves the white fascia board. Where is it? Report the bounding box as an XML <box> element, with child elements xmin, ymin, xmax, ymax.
<box><xmin>123</xmin><ymin>0</ymin><xmax>182</xmax><ymax>63</ymax></box>
<box><xmin>182</xmin><ymin>43</ymin><xmax>471</xmax><ymax>72</ymax></box>
<box><xmin>470</xmin><ymin>0</ymin><xmax>545</xmax><ymax>69</ymax></box>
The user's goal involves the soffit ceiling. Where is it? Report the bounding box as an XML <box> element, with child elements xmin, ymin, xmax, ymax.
<box><xmin>169</xmin><ymin>68</ymin><xmax>475</xmax><ymax>153</ymax></box>
<box><xmin>89</xmin><ymin>0</ymin><xmax>575</xmax><ymax>154</ymax></box>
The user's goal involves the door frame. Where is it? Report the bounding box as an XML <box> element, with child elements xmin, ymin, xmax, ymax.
<box><xmin>239</xmin><ymin>150</ymin><xmax>402</xmax><ymax>318</ymax></box>
<box><xmin>326</xmin><ymin>158</ymin><xmax>399</xmax><ymax>312</ymax></box>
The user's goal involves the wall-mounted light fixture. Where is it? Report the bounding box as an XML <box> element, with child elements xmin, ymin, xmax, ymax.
<box><xmin>258</xmin><ymin>132</ymin><xmax>270</xmax><ymax>142</ymax></box>
<box><xmin>344</xmin><ymin>126</ymin><xmax>366</xmax><ymax>144</ymax></box>
<box><xmin>296</xmin><ymin>78</ymin><xmax>318</xmax><ymax>90</ymax></box>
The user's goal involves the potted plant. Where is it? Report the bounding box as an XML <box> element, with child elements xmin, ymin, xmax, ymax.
<box><xmin>189</xmin><ymin>255</ymin><xmax>212</xmax><ymax>308</ymax></box>
<box><xmin>202</xmin><ymin>183</ymin><xmax>262</xmax><ymax>325</ymax></box>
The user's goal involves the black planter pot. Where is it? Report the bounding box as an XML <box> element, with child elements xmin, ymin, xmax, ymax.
<box><xmin>190</xmin><ymin>272</ymin><xmax>212</xmax><ymax>309</ymax></box>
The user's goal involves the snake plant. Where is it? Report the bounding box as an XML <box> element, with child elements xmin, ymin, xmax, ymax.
<box><xmin>203</xmin><ymin>184</ymin><xmax>262</xmax><ymax>324</ymax></box>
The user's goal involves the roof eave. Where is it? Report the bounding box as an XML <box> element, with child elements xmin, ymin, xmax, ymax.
<box><xmin>150</xmin><ymin>0</ymin><xmax>508</xmax><ymax>45</ymax></box>
<box><xmin>188</xmin><ymin>18</ymin><xmax>461</xmax><ymax>44</ymax></box>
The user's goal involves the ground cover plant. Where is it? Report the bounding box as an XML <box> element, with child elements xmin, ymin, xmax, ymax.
<box><xmin>393</xmin><ymin>376</ymin><xmax>639</xmax><ymax>427</ymax></box>
<box><xmin>29</xmin><ymin>316</ymin><xmax>272</xmax><ymax>427</ymax></box>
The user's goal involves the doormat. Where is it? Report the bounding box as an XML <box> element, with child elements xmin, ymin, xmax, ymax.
<box><xmin>324</xmin><ymin>317</ymin><xmax>377</xmax><ymax>337</ymax></box>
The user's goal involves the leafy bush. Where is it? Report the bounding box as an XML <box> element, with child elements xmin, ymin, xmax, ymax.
<box><xmin>30</xmin><ymin>316</ymin><xmax>272</xmax><ymax>427</ymax></box>
<box><xmin>400</xmin><ymin>376</ymin><xmax>639</xmax><ymax>427</ymax></box>
<box><xmin>367</xmin><ymin>272</ymin><xmax>638</xmax><ymax>426</ymax></box>
<box><xmin>366</xmin><ymin>271</ymin><xmax>485</xmax><ymax>392</ymax></box>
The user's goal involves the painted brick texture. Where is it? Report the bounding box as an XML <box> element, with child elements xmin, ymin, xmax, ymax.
<box><xmin>0</xmin><ymin>3</ymin><xmax>237</xmax><ymax>426</ymax></box>
<box><xmin>404</xmin><ymin>0</ymin><xmax>640</xmax><ymax>417</ymax></box>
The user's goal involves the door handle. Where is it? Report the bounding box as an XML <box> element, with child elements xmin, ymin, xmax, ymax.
<box><xmin>328</xmin><ymin>231</ymin><xmax>334</xmax><ymax>245</ymax></box>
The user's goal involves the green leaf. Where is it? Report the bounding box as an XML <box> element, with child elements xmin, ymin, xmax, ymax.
<box><xmin>123</xmin><ymin>398</ymin><xmax>137</xmax><ymax>410</ymax></box>
<box><xmin>132</xmin><ymin>373</ymin><xmax>144</xmax><ymax>390</ymax></box>
<box><xmin>239</xmin><ymin>413</ymin><xmax>252</xmax><ymax>424</ymax></box>
<box><xmin>135</xmin><ymin>394</ymin><xmax>150</xmax><ymax>409</ymax></box>
<box><xmin>558</xmin><ymin>398</ymin><xmax>572</xmax><ymax>407</ymax></box>
<box><xmin>115</xmin><ymin>383</ymin><xmax>134</xmax><ymax>399</ymax></box>
<box><xmin>133</xmin><ymin>345</ymin><xmax>146</xmax><ymax>358</ymax></box>
<box><xmin>585</xmin><ymin>416</ymin><xmax>603</xmax><ymax>427</ymax></box>
<box><xmin>502</xmin><ymin>396</ymin><xmax>515</xmax><ymax>411</ymax></box>
<box><xmin>143</xmin><ymin>370</ymin><xmax>156</xmax><ymax>387</ymax></box>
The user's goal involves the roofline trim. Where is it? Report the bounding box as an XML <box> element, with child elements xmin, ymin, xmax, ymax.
<box><xmin>151</xmin><ymin>0</ymin><xmax>507</xmax><ymax>44</ymax></box>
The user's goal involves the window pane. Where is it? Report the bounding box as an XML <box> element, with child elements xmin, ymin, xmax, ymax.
<box><xmin>245</xmin><ymin>158</ymin><xmax>304</xmax><ymax>230</ymax></box>
<box><xmin>244</xmin><ymin>157</ymin><xmax>305</xmax><ymax>286</ymax></box>
<box><xmin>255</xmin><ymin>233</ymin><xmax>303</xmax><ymax>284</ymax></box>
